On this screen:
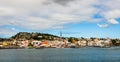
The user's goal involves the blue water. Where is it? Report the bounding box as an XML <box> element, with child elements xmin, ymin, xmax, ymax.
<box><xmin>0</xmin><ymin>47</ymin><xmax>120</xmax><ymax>62</ymax></box>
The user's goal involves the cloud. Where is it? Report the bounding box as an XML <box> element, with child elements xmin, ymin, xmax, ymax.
<box><xmin>107</xmin><ymin>19</ymin><xmax>119</xmax><ymax>24</ymax></box>
<box><xmin>52</xmin><ymin>0</ymin><xmax>74</xmax><ymax>5</ymax></box>
<box><xmin>97</xmin><ymin>24</ymin><xmax>109</xmax><ymax>28</ymax></box>
<box><xmin>0</xmin><ymin>0</ymin><xmax>99</xmax><ymax>30</ymax></box>
<box><xmin>0</xmin><ymin>0</ymin><xmax>120</xmax><ymax>37</ymax></box>
<box><xmin>0</xmin><ymin>28</ymin><xmax>17</xmax><ymax>35</ymax></box>
<box><xmin>0</xmin><ymin>7</ymin><xmax>16</xmax><ymax>16</ymax></box>
<box><xmin>0</xmin><ymin>28</ymin><xmax>18</xmax><ymax>38</ymax></box>
<box><xmin>100</xmin><ymin>0</ymin><xmax>120</xmax><ymax>24</ymax></box>
<box><xmin>103</xmin><ymin>9</ymin><xmax>120</xmax><ymax>19</ymax></box>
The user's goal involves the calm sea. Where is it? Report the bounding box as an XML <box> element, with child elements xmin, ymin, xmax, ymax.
<box><xmin>0</xmin><ymin>47</ymin><xmax>120</xmax><ymax>62</ymax></box>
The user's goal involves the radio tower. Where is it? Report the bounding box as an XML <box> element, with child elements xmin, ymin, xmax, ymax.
<box><xmin>60</xmin><ymin>31</ymin><xmax>62</xmax><ymax>37</ymax></box>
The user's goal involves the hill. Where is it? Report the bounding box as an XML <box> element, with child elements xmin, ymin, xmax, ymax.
<box><xmin>11</xmin><ymin>32</ymin><xmax>60</xmax><ymax>41</ymax></box>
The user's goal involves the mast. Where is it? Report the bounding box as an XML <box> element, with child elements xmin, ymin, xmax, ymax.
<box><xmin>60</xmin><ymin>31</ymin><xmax>62</xmax><ymax>37</ymax></box>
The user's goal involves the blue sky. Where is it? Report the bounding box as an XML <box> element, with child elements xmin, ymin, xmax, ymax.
<box><xmin>0</xmin><ymin>0</ymin><xmax>120</xmax><ymax>38</ymax></box>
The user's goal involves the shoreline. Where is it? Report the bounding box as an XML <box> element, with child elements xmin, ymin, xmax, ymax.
<box><xmin>0</xmin><ymin>46</ymin><xmax>120</xmax><ymax>49</ymax></box>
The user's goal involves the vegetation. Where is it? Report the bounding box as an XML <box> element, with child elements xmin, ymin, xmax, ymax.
<box><xmin>111</xmin><ymin>39</ymin><xmax>120</xmax><ymax>46</ymax></box>
<box><xmin>68</xmin><ymin>37</ymin><xmax>79</xmax><ymax>43</ymax></box>
<box><xmin>0</xmin><ymin>32</ymin><xmax>120</xmax><ymax>46</ymax></box>
<box><xmin>11</xmin><ymin>32</ymin><xmax>60</xmax><ymax>41</ymax></box>
<box><xmin>0</xmin><ymin>38</ymin><xmax>12</xmax><ymax>42</ymax></box>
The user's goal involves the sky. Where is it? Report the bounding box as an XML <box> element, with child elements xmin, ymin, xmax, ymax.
<box><xmin>0</xmin><ymin>0</ymin><xmax>120</xmax><ymax>38</ymax></box>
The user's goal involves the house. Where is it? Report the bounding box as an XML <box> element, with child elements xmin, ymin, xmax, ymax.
<box><xmin>31</xmin><ymin>40</ymin><xmax>41</xmax><ymax>47</ymax></box>
<box><xmin>20</xmin><ymin>40</ymin><xmax>29</xmax><ymax>48</ymax></box>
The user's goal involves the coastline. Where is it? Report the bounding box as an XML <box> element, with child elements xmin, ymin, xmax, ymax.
<box><xmin>1</xmin><ymin>46</ymin><xmax>120</xmax><ymax>49</ymax></box>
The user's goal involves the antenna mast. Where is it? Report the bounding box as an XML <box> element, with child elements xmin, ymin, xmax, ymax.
<box><xmin>60</xmin><ymin>31</ymin><xmax>62</xmax><ymax>37</ymax></box>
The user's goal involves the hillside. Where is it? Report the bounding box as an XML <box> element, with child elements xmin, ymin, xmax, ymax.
<box><xmin>11</xmin><ymin>32</ymin><xmax>60</xmax><ymax>41</ymax></box>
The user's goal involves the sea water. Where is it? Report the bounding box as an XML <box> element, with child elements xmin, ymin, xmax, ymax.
<box><xmin>0</xmin><ymin>47</ymin><xmax>120</xmax><ymax>62</ymax></box>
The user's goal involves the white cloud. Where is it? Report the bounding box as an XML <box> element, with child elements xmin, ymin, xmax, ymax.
<box><xmin>0</xmin><ymin>0</ymin><xmax>120</xmax><ymax>36</ymax></box>
<box><xmin>97</xmin><ymin>24</ymin><xmax>109</xmax><ymax>28</ymax></box>
<box><xmin>0</xmin><ymin>28</ymin><xmax>17</xmax><ymax>35</ymax></box>
<box><xmin>0</xmin><ymin>7</ymin><xmax>16</xmax><ymax>16</ymax></box>
<box><xmin>103</xmin><ymin>9</ymin><xmax>120</xmax><ymax>19</ymax></box>
<box><xmin>100</xmin><ymin>0</ymin><xmax>120</xmax><ymax>24</ymax></box>
<box><xmin>0</xmin><ymin>0</ymin><xmax>99</xmax><ymax>30</ymax></box>
<box><xmin>107</xmin><ymin>19</ymin><xmax>119</xmax><ymax>24</ymax></box>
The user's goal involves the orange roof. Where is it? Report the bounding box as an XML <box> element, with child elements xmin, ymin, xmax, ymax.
<box><xmin>42</xmin><ymin>41</ymin><xmax>48</xmax><ymax>44</ymax></box>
